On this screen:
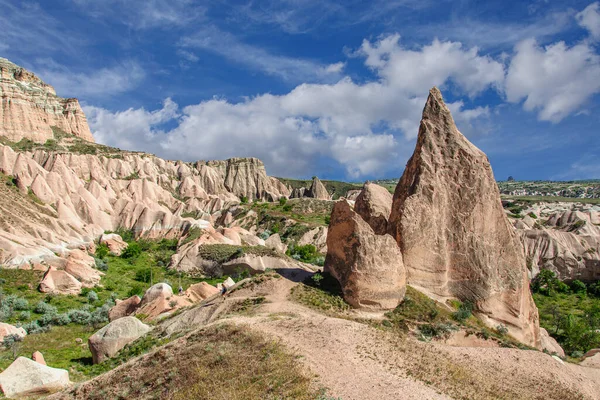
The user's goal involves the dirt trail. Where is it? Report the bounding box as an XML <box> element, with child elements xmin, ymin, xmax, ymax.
<box><xmin>214</xmin><ymin>271</ymin><xmax>600</xmax><ymax>400</ymax></box>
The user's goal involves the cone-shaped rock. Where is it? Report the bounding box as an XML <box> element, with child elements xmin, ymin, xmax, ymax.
<box><xmin>387</xmin><ymin>87</ymin><xmax>540</xmax><ymax>347</ymax></box>
<box><xmin>325</xmin><ymin>200</ymin><xmax>406</xmax><ymax>309</ymax></box>
<box><xmin>307</xmin><ymin>177</ymin><xmax>330</xmax><ymax>200</ymax></box>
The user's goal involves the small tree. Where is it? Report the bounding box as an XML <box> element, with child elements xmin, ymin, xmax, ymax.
<box><xmin>279</xmin><ymin>197</ymin><xmax>287</xmax><ymax>206</ymax></box>
<box><xmin>570</xmin><ymin>280</ymin><xmax>587</xmax><ymax>294</ymax></box>
<box><xmin>3</xmin><ymin>334</ymin><xmax>22</xmax><ymax>360</ymax></box>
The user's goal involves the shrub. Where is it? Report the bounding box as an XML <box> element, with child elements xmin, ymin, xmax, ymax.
<box><xmin>324</xmin><ymin>215</ymin><xmax>331</xmax><ymax>225</ymax></box>
<box><xmin>419</xmin><ymin>323</ymin><xmax>456</xmax><ymax>340</ymax></box>
<box><xmin>68</xmin><ymin>309</ymin><xmax>92</xmax><ymax>325</ymax></box>
<box><xmin>22</xmin><ymin>321</ymin><xmax>49</xmax><ymax>334</ymax></box>
<box><xmin>240</xmin><ymin>196</ymin><xmax>249</xmax><ymax>204</ymax></box>
<box><xmin>279</xmin><ymin>197</ymin><xmax>287</xmax><ymax>206</ymax></box>
<box><xmin>3</xmin><ymin>334</ymin><xmax>23</xmax><ymax>359</ymax></box>
<box><xmin>169</xmin><ymin>300</ymin><xmax>177</xmax><ymax>308</ymax></box>
<box><xmin>37</xmin><ymin>313</ymin><xmax>55</xmax><ymax>327</ymax></box>
<box><xmin>0</xmin><ymin>304</ymin><xmax>12</xmax><ymax>321</ymax></box>
<box><xmin>452</xmin><ymin>301</ymin><xmax>473</xmax><ymax>322</ymax></box>
<box><xmin>134</xmin><ymin>268</ymin><xmax>152</xmax><ymax>283</ymax></box>
<box><xmin>4</xmin><ymin>295</ymin><xmax>29</xmax><ymax>311</ymax></box>
<box><xmin>528</xmin><ymin>212</ymin><xmax>538</xmax><ymax>219</ymax></box>
<box><xmin>496</xmin><ymin>324</ymin><xmax>509</xmax><ymax>335</ymax></box>
<box><xmin>18</xmin><ymin>311</ymin><xmax>30</xmax><ymax>321</ymax></box>
<box><xmin>311</xmin><ymin>273</ymin><xmax>324</xmax><ymax>286</ymax></box>
<box><xmin>282</xmin><ymin>204</ymin><xmax>293</xmax><ymax>212</ymax></box>
<box><xmin>121</xmin><ymin>242</ymin><xmax>142</xmax><ymax>259</ymax></box>
<box><xmin>53</xmin><ymin>313</ymin><xmax>71</xmax><ymax>326</ymax></box>
<box><xmin>259</xmin><ymin>230</ymin><xmax>271</xmax><ymax>240</ymax></box>
<box><xmin>570</xmin><ymin>280</ymin><xmax>587</xmax><ymax>294</ymax></box>
<box><xmin>94</xmin><ymin>257</ymin><xmax>108</xmax><ymax>271</ymax></box>
<box><xmin>128</xmin><ymin>284</ymin><xmax>145</xmax><ymax>297</ymax></box>
<box><xmin>87</xmin><ymin>290</ymin><xmax>99</xmax><ymax>303</ymax></box>
<box><xmin>34</xmin><ymin>301</ymin><xmax>57</xmax><ymax>315</ymax></box>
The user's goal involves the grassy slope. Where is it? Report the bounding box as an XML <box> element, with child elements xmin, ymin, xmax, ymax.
<box><xmin>54</xmin><ymin>324</ymin><xmax>321</xmax><ymax>400</ymax></box>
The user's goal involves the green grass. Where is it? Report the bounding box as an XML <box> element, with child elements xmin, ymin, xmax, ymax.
<box><xmin>290</xmin><ymin>273</ymin><xmax>350</xmax><ymax>313</ymax></box>
<box><xmin>249</xmin><ymin>198</ymin><xmax>332</xmax><ymax>228</ymax></box>
<box><xmin>195</xmin><ymin>244</ymin><xmax>280</xmax><ymax>264</ymax></box>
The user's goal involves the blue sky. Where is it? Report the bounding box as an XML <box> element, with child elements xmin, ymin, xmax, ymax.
<box><xmin>2</xmin><ymin>0</ymin><xmax>600</xmax><ymax>181</ymax></box>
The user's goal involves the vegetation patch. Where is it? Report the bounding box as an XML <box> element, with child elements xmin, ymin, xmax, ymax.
<box><xmin>57</xmin><ymin>324</ymin><xmax>320</xmax><ymax>399</ymax></box>
<box><xmin>290</xmin><ymin>272</ymin><xmax>350</xmax><ymax>314</ymax></box>
<box><xmin>196</xmin><ymin>244</ymin><xmax>280</xmax><ymax>264</ymax></box>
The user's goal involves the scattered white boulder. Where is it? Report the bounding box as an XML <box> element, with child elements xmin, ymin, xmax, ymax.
<box><xmin>0</xmin><ymin>356</ymin><xmax>70</xmax><ymax>398</ymax></box>
<box><xmin>0</xmin><ymin>323</ymin><xmax>26</xmax><ymax>343</ymax></box>
<box><xmin>88</xmin><ymin>316</ymin><xmax>152</xmax><ymax>364</ymax></box>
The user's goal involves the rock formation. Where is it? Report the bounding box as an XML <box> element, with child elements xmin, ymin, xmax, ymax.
<box><xmin>354</xmin><ymin>182</ymin><xmax>393</xmax><ymax>235</ymax></box>
<box><xmin>307</xmin><ymin>177</ymin><xmax>330</xmax><ymax>200</ymax></box>
<box><xmin>32</xmin><ymin>351</ymin><xmax>46</xmax><ymax>365</ymax></box>
<box><xmin>88</xmin><ymin>316</ymin><xmax>152</xmax><ymax>364</ymax></box>
<box><xmin>0</xmin><ymin>356</ymin><xmax>70</xmax><ymax>398</ymax></box>
<box><xmin>581</xmin><ymin>349</ymin><xmax>600</xmax><ymax>369</ymax></box>
<box><xmin>184</xmin><ymin>281</ymin><xmax>220</xmax><ymax>302</ymax></box>
<box><xmin>108</xmin><ymin>295</ymin><xmax>141</xmax><ymax>321</ymax></box>
<box><xmin>39</xmin><ymin>266</ymin><xmax>82</xmax><ymax>295</ymax></box>
<box><xmin>0</xmin><ymin>58</ymin><xmax>94</xmax><ymax>143</ymax></box>
<box><xmin>99</xmin><ymin>233</ymin><xmax>128</xmax><ymax>256</ymax></box>
<box><xmin>387</xmin><ymin>87</ymin><xmax>540</xmax><ymax>347</ymax></box>
<box><xmin>539</xmin><ymin>328</ymin><xmax>565</xmax><ymax>358</ymax></box>
<box><xmin>0</xmin><ymin>323</ymin><xmax>26</xmax><ymax>342</ymax></box>
<box><xmin>325</xmin><ymin>200</ymin><xmax>406</xmax><ymax>309</ymax></box>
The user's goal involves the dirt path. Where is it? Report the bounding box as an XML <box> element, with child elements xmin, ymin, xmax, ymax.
<box><xmin>214</xmin><ymin>272</ymin><xmax>600</xmax><ymax>400</ymax></box>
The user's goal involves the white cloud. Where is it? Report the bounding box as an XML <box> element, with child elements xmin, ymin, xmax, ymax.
<box><xmin>577</xmin><ymin>2</ymin><xmax>600</xmax><ymax>39</ymax></box>
<box><xmin>505</xmin><ymin>38</ymin><xmax>600</xmax><ymax>122</ymax></box>
<box><xmin>34</xmin><ymin>59</ymin><xmax>145</xmax><ymax>99</ymax></box>
<box><xmin>178</xmin><ymin>26</ymin><xmax>345</xmax><ymax>83</ymax></box>
<box><xmin>89</xmin><ymin>34</ymin><xmax>498</xmax><ymax>178</ymax></box>
<box><xmin>358</xmin><ymin>34</ymin><xmax>505</xmax><ymax>96</ymax></box>
<box><xmin>71</xmin><ymin>0</ymin><xmax>205</xmax><ymax>30</ymax></box>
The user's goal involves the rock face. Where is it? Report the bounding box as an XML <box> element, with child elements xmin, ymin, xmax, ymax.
<box><xmin>99</xmin><ymin>233</ymin><xmax>128</xmax><ymax>256</ymax></box>
<box><xmin>88</xmin><ymin>316</ymin><xmax>151</xmax><ymax>364</ymax></box>
<box><xmin>387</xmin><ymin>88</ymin><xmax>539</xmax><ymax>347</ymax></box>
<box><xmin>108</xmin><ymin>295</ymin><xmax>142</xmax><ymax>321</ymax></box>
<box><xmin>307</xmin><ymin>177</ymin><xmax>330</xmax><ymax>200</ymax></box>
<box><xmin>539</xmin><ymin>328</ymin><xmax>565</xmax><ymax>358</ymax></box>
<box><xmin>354</xmin><ymin>182</ymin><xmax>393</xmax><ymax>235</ymax></box>
<box><xmin>184</xmin><ymin>282</ymin><xmax>220</xmax><ymax>302</ymax></box>
<box><xmin>325</xmin><ymin>200</ymin><xmax>406</xmax><ymax>309</ymax></box>
<box><xmin>0</xmin><ymin>58</ymin><xmax>94</xmax><ymax>143</ymax></box>
<box><xmin>581</xmin><ymin>349</ymin><xmax>600</xmax><ymax>369</ymax></box>
<box><xmin>39</xmin><ymin>266</ymin><xmax>82</xmax><ymax>295</ymax></box>
<box><xmin>0</xmin><ymin>356</ymin><xmax>70</xmax><ymax>398</ymax></box>
<box><xmin>0</xmin><ymin>323</ymin><xmax>26</xmax><ymax>342</ymax></box>
<box><xmin>32</xmin><ymin>351</ymin><xmax>46</xmax><ymax>365</ymax></box>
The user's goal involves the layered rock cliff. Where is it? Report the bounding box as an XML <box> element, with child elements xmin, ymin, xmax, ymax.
<box><xmin>387</xmin><ymin>87</ymin><xmax>540</xmax><ymax>347</ymax></box>
<box><xmin>0</xmin><ymin>58</ymin><xmax>94</xmax><ymax>143</ymax></box>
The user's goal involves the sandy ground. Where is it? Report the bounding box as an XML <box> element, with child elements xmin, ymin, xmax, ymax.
<box><xmin>210</xmin><ymin>270</ymin><xmax>600</xmax><ymax>400</ymax></box>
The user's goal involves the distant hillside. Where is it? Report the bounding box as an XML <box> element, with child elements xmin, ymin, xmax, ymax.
<box><xmin>276</xmin><ymin>178</ymin><xmax>362</xmax><ymax>200</ymax></box>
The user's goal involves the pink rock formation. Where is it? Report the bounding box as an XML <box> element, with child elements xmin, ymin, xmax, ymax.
<box><xmin>387</xmin><ymin>87</ymin><xmax>540</xmax><ymax>347</ymax></box>
<box><xmin>99</xmin><ymin>233</ymin><xmax>128</xmax><ymax>256</ymax></box>
<box><xmin>32</xmin><ymin>351</ymin><xmax>46</xmax><ymax>365</ymax></box>
<box><xmin>184</xmin><ymin>282</ymin><xmax>220</xmax><ymax>302</ymax></box>
<box><xmin>0</xmin><ymin>58</ymin><xmax>94</xmax><ymax>143</ymax></box>
<box><xmin>354</xmin><ymin>182</ymin><xmax>393</xmax><ymax>235</ymax></box>
<box><xmin>39</xmin><ymin>266</ymin><xmax>82</xmax><ymax>295</ymax></box>
<box><xmin>325</xmin><ymin>200</ymin><xmax>406</xmax><ymax>310</ymax></box>
<box><xmin>108</xmin><ymin>295</ymin><xmax>142</xmax><ymax>321</ymax></box>
<box><xmin>0</xmin><ymin>323</ymin><xmax>26</xmax><ymax>342</ymax></box>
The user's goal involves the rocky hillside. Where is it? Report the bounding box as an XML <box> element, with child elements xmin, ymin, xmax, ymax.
<box><xmin>499</xmin><ymin>180</ymin><xmax>600</xmax><ymax>199</ymax></box>
<box><xmin>0</xmin><ymin>58</ymin><xmax>94</xmax><ymax>143</ymax></box>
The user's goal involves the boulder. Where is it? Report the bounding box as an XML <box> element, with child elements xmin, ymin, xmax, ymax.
<box><xmin>0</xmin><ymin>323</ymin><xmax>26</xmax><ymax>343</ymax></box>
<box><xmin>239</xmin><ymin>233</ymin><xmax>265</xmax><ymax>247</ymax></box>
<box><xmin>264</xmin><ymin>233</ymin><xmax>287</xmax><ymax>253</ymax></box>
<box><xmin>64</xmin><ymin>251</ymin><xmax>103</xmax><ymax>288</ymax></box>
<box><xmin>136</xmin><ymin>283</ymin><xmax>187</xmax><ymax>319</ymax></box>
<box><xmin>39</xmin><ymin>266</ymin><xmax>82</xmax><ymax>295</ymax></box>
<box><xmin>297</xmin><ymin>226</ymin><xmax>328</xmax><ymax>253</ymax></box>
<box><xmin>184</xmin><ymin>282</ymin><xmax>220</xmax><ymax>302</ymax></box>
<box><xmin>354</xmin><ymin>182</ymin><xmax>393</xmax><ymax>235</ymax></box>
<box><xmin>387</xmin><ymin>88</ymin><xmax>540</xmax><ymax>347</ymax></box>
<box><xmin>325</xmin><ymin>200</ymin><xmax>406</xmax><ymax>310</ymax></box>
<box><xmin>88</xmin><ymin>316</ymin><xmax>151</xmax><ymax>364</ymax></box>
<box><xmin>223</xmin><ymin>276</ymin><xmax>236</xmax><ymax>288</ymax></box>
<box><xmin>32</xmin><ymin>351</ymin><xmax>46</xmax><ymax>365</ymax></box>
<box><xmin>0</xmin><ymin>356</ymin><xmax>69</xmax><ymax>398</ymax></box>
<box><xmin>108</xmin><ymin>295</ymin><xmax>141</xmax><ymax>321</ymax></box>
<box><xmin>581</xmin><ymin>349</ymin><xmax>600</xmax><ymax>368</ymax></box>
<box><xmin>539</xmin><ymin>328</ymin><xmax>565</xmax><ymax>358</ymax></box>
<box><xmin>99</xmin><ymin>233</ymin><xmax>128</xmax><ymax>256</ymax></box>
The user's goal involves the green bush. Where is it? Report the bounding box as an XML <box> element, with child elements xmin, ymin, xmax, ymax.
<box><xmin>87</xmin><ymin>291</ymin><xmax>99</xmax><ymax>303</ymax></box>
<box><xmin>68</xmin><ymin>309</ymin><xmax>92</xmax><ymax>325</ymax></box>
<box><xmin>34</xmin><ymin>301</ymin><xmax>57</xmax><ymax>315</ymax></box>
<box><xmin>121</xmin><ymin>242</ymin><xmax>142</xmax><ymax>259</ymax></box>
<box><xmin>452</xmin><ymin>301</ymin><xmax>473</xmax><ymax>322</ymax></box>
<box><xmin>241</xmin><ymin>196</ymin><xmax>249</xmax><ymax>204</ymax></box>
<box><xmin>22</xmin><ymin>321</ymin><xmax>49</xmax><ymax>335</ymax></box>
<box><xmin>95</xmin><ymin>243</ymin><xmax>110</xmax><ymax>259</ymax></box>
<box><xmin>279</xmin><ymin>197</ymin><xmax>287</xmax><ymax>206</ymax></box>
<box><xmin>134</xmin><ymin>268</ymin><xmax>152</xmax><ymax>283</ymax></box>
<box><xmin>53</xmin><ymin>313</ymin><xmax>71</xmax><ymax>326</ymax></box>
<box><xmin>570</xmin><ymin>280</ymin><xmax>587</xmax><ymax>294</ymax></box>
<box><xmin>128</xmin><ymin>284</ymin><xmax>145</xmax><ymax>298</ymax></box>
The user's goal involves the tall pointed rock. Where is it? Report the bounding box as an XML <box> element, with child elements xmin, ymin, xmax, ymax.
<box><xmin>388</xmin><ymin>87</ymin><xmax>540</xmax><ymax>347</ymax></box>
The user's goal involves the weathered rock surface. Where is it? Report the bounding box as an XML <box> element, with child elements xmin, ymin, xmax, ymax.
<box><xmin>265</xmin><ymin>233</ymin><xmax>287</xmax><ymax>253</ymax></box>
<box><xmin>108</xmin><ymin>295</ymin><xmax>141</xmax><ymax>321</ymax></box>
<box><xmin>221</xmin><ymin>254</ymin><xmax>315</xmax><ymax>276</ymax></box>
<box><xmin>0</xmin><ymin>58</ymin><xmax>94</xmax><ymax>143</ymax></box>
<box><xmin>387</xmin><ymin>87</ymin><xmax>539</xmax><ymax>347</ymax></box>
<box><xmin>325</xmin><ymin>200</ymin><xmax>406</xmax><ymax>309</ymax></box>
<box><xmin>136</xmin><ymin>283</ymin><xmax>188</xmax><ymax>319</ymax></box>
<box><xmin>581</xmin><ymin>349</ymin><xmax>600</xmax><ymax>368</ymax></box>
<box><xmin>354</xmin><ymin>182</ymin><xmax>393</xmax><ymax>235</ymax></box>
<box><xmin>32</xmin><ymin>351</ymin><xmax>46</xmax><ymax>365</ymax></box>
<box><xmin>0</xmin><ymin>356</ymin><xmax>69</xmax><ymax>398</ymax></box>
<box><xmin>39</xmin><ymin>266</ymin><xmax>82</xmax><ymax>295</ymax></box>
<box><xmin>99</xmin><ymin>233</ymin><xmax>128</xmax><ymax>256</ymax></box>
<box><xmin>63</xmin><ymin>250</ymin><xmax>103</xmax><ymax>287</ymax></box>
<box><xmin>307</xmin><ymin>177</ymin><xmax>330</xmax><ymax>200</ymax></box>
<box><xmin>0</xmin><ymin>323</ymin><xmax>26</xmax><ymax>342</ymax></box>
<box><xmin>539</xmin><ymin>328</ymin><xmax>565</xmax><ymax>358</ymax></box>
<box><xmin>297</xmin><ymin>226</ymin><xmax>328</xmax><ymax>253</ymax></box>
<box><xmin>184</xmin><ymin>282</ymin><xmax>220</xmax><ymax>302</ymax></box>
<box><xmin>88</xmin><ymin>316</ymin><xmax>151</xmax><ymax>364</ymax></box>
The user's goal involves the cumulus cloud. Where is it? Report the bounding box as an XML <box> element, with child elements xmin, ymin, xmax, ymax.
<box><xmin>89</xmin><ymin>34</ymin><xmax>501</xmax><ymax>178</ymax></box>
<box><xmin>577</xmin><ymin>2</ymin><xmax>600</xmax><ymax>39</ymax></box>
<box><xmin>505</xmin><ymin>38</ymin><xmax>600</xmax><ymax>122</ymax></box>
